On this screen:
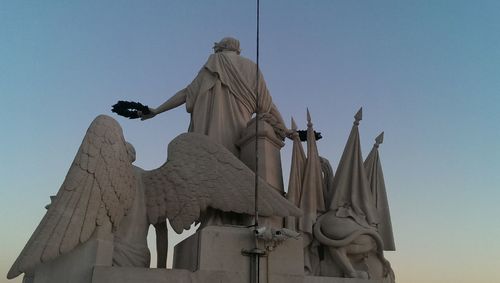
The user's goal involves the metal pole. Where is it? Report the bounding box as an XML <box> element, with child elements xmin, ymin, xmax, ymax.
<box><xmin>253</xmin><ymin>2</ymin><xmax>262</xmax><ymax>283</ymax></box>
<box><xmin>254</xmin><ymin>0</ymin><xmax>260</xmax><ymax>230</ymax></box>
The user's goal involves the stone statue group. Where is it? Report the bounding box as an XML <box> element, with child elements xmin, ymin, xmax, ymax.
<box><xmin>8</xmin><ymin>37</ymin><xmax>395</xmax><ymax>283</ymax></box>
<box><xmin>285</xmin><ymin>108</ymin><xmax>395</xmax><ymax>281</ymax></box>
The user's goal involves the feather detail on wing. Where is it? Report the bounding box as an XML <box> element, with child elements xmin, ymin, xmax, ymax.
<box><xmin>142</xmin><ymin>133</ymin><xmax>302</xmax><ymax>234</ymax></box>
<box><xmin>8</xmin><ymin>115</ymin><xmax>136</xmax><ymax>279</ymax></box>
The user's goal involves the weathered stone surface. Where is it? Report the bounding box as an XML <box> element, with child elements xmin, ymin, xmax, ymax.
<box><xmin>93</xmin><ymin>267</ymin><xmax>243</xmax><ymax>283</ymax></box>
<box><xmin>237</xmin><ymin>117</ymin><xmax>285</xmax><ymax>194</ymax></box>
<box><xmin>174</xmin><ymin>226</ymin><xmax>303</xmax><ymax>282</ymax></box>
<box><xmin>92</xmin><ymin>267</ymin><xmax>392</xmax><ymax>283</ymax></box>
<box><xmin>31</xmin><ymin>235</ymin><xmax>113</xmax><ymax>283</ymax></box>
<box><xmin>23</xmin><ymin>220</ymin><xmax>392</xmax><ymax>283</ymax></box>
<box><xmin>237</xmin><ymin>117</ymin><xmax>286</xmax><ymax>228</ymax></box>
<box><xmin>304</xmin><ymin>276</ymin><xmax>392</xmax><ymax>283</ymax></box>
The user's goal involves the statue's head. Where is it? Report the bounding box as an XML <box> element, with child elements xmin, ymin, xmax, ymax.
<box><xmin>213</xmin><ymin>37</ymin><xmax>241</xmax><ymax>55</ymax></box>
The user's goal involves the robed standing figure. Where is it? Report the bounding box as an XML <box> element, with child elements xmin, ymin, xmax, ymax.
<box><xmin>141</xmin><ymin>37</ymin><xmax>287</xmax><ymax>156</ymax></box>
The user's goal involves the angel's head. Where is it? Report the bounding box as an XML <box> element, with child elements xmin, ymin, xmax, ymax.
<box><xmin>125</xmin><ymin>142</ymin><xmax>136</xmax><ymax>163</ymax></box>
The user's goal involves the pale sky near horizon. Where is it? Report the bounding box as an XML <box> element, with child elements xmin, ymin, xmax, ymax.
<box><xmin>1</xmin><ymin>1</ymin><xmax>500</xmax><ymax>283</ymax></box>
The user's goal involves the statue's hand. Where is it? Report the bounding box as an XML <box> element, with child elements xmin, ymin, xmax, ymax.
<box><xmin>139</xmin><ymin>107</ymin><xmax>157</xmax><ymax>121</ymax></box>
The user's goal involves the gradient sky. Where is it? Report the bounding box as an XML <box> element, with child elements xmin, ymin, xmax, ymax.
<box><xmin>1</xmin><ymin>1</ymin><xmax>499</xmax><ymax>282</ymax></box>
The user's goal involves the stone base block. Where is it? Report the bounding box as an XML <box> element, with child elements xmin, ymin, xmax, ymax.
<box><xmin>28</xmin><ymin>235</ymin><xmax>113</xmax><ymax>283</ymax></box>
<box><xmin>173</xmin><ymin>225</ymin><xmax>303</xmax><ymax>282</ymax></box>
<box><xmin>91</xmin><ymin>267</ymin><xmax>391</xmax><ymax>283</ymax></box>
<box><xmin>237</xmin><ymin>118</ymin><xmax>285</xmax><ymax>194</ymax></box>
<box><xmin>23</xmin><ymin>225</ymin><xmax>393</xmax><ymax>283</ymax></box>
<box><xmin>304</xmin><ymin>276</ymin><xmax>393</xmax><ymax>283</ymax></box>
<box><xmin>92</xmin><ymin>267</ymin><xmax>241</xmax><ymax>283</ymax></box>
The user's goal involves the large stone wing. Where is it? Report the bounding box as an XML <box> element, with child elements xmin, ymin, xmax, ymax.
<box><xmin>142</xmin><ymin>133</ymin><xmax>302</xmax><ymax>234</ymax></box>
<box><xmin>8</xmin><ymin>115</ymin><xmax>135</xmax><ymax>279</ymax></box>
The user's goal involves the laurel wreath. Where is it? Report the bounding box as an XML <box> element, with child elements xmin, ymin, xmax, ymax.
<box><xmin>111</xmin><ymin>101</ymin><xmax>151</xmax><ymax>119</ymax></box>
<box><xmin>297</xmin><ymin>130</ymin><xmax>322</xmax><ymax>142</ymax></box>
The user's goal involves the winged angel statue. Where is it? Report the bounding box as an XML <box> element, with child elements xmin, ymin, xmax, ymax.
<box><xmin>8</xmin><ymin>115</ymin><xmax>301</xmax><ymax>279</ymax></box>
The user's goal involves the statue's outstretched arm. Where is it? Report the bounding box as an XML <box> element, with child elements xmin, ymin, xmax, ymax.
<box><xmin>140</xmin><ymin>89</ymin><xmax>187</xmax><ymax>120</ymax></box>
<box><xmin>154</xmin><ymin>88</ymin><xmax>187</xmax><ymax>114</ymax></box>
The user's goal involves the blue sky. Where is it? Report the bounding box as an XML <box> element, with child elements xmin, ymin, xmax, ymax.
<box><xmin>1</xmin><ymin>1</ymin><xmax>499</xmax><ymax>282</ymax></box>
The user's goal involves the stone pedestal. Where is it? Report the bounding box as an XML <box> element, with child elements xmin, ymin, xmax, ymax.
<box><xmin>24</xmin><ymin>225</ymin><xmax>393</xmax><ymax>283</ymax></box>
<box><xmin>237</xmin><ymin>118</ymin><xmax>286</xmax><ymax>228</ymax></box>
<box><xmin>304</xmin><ymin>277</ymin><xmax>393</xmax><ymax>283</ymax></box>
<box><xmin>237</xmin><ymin>118</ymin><xmax>285</xmax><ymax>194</ymax></box>
<box><xmin>173</xmin><ymin>225</ymin><xmax>304</xmax><ymax>283</ymax></box>
<box><xmin>24</xmin><ymin>230</ymin><xmax>114</xmax><ymax>283</ymax></box>
<box><xmin>91</xmin><ymin>267</ymin><xmax>392</xmax><ymax>283</ymax></box>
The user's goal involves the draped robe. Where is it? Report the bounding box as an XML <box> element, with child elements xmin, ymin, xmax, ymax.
<box><xmin>184</xmin><ymin>51</ymin><xmax>273</xmax><ymax>156</ymax></box>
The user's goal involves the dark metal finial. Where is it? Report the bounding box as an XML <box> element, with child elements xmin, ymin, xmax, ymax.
<box><xmin>374</xmin><ymin>132</ymin><xmax>384</xmax><ymax>148</ymax></box>
<box><xmin>291</xmin><ymin>117</ymin><xmax>298</xmax><ymax>131</ymax></box>
<box><xmin>307</xmin><ymin>108</ymin><xmax>312</xmax><ymax>128</ymax></box>
<box><xmin>354</xmin><ymin>107</ymin><xmax>362</xmax><ymax>126</ymax></box>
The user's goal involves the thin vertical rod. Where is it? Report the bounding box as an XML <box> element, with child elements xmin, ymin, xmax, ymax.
<box><xmin>254</xmin><ymin>0</ymin><xmax>260</xmax><ymax>229</ymax></box>
<box><xmin>253</xmin><ymin>0</ymin><xmax>261</xmax><ymax>281</ymax></box>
